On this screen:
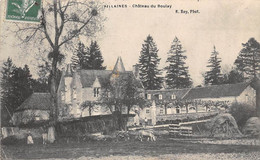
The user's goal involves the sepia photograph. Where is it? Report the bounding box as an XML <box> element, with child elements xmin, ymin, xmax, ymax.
<box><xmin>0</xmin><ymin>0</ymin><xmax>259</xmax><ymax>159</ymax></box>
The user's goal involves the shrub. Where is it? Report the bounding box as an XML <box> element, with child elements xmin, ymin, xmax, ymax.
<box><xmin>229</xmin><ymin>103</ymin><xmax>256</xmax><ymax>130</ymax></box>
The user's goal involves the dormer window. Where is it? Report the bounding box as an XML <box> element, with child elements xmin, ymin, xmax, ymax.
<box><xmin>94</xmin><ymin>87</ymin><xmax>100</xmax><ymax>97</ymax></box>
<box><xmin>171</xmin><ymin>94</ymin><xmax>176</xmax><ymax>100</ymax></box>
<box><xmin>159</xmin><ymin>94</ymin><xmax>163</xmax><ymax>100</ymax></box>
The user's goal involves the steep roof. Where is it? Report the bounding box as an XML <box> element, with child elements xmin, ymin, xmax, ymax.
<box><xmin>183</xmin><ymin>82</ymin><xmax>251</xmax><ymax>100</ymax></box>
<box><xmin>112</xmin><ymin>57</ymin><xmax>125</xmax><ymax>74</ymax></box>
<box><xmin>79</xmin><ymin>70</ymin><xmax>112</xmax><ymax>88</ymax></box>
<box><xmin>16</xmin><ymin>93</ymin><xmax>52</xmax><ymax>111</ymax></box>
<box><xmin>146</xmin><ymin>88</ymin><xmax>190</xmax><ymax>100</ymax></box>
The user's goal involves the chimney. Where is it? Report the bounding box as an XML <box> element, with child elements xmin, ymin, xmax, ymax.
<box><xmin>132</xmin><ymin>64</ymin><xmax>140</xmax><ymax>79</ymax></box>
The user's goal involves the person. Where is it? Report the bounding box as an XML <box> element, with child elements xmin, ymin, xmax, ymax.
<box><xmin>42</xmin><ymin>133</ymin><xmax>48</xmax><ymax>145</ymax></box>
<box><xmin>144</xmin><ymin>117</ymin><xmax>148</xmax><ymax>128</ymax></box>
<box><xmin>27</xmin><ymin>133</ymin><xmax>34</xmax><ymax>144</ymax></box>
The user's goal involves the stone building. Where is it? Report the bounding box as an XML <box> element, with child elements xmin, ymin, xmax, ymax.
<box><xmin>57</xmin><ymin>57</ymin><xmax>143</xmax><ymax>120</ymax></box>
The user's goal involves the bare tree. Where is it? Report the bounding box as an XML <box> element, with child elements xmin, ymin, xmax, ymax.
<box><xmin>11</xmin><ymin>0</ymin><xmax>105</xmax><ymax>123</ymax></box>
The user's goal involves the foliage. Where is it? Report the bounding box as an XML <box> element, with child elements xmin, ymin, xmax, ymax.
<box><xmin>1</xmin><ymin>58</ymin><xmax>51</xmax><ymax>126</ymax></box>
<box><xmin>220</xmin><ymin>68</ymin><xmax>245</xmax><ymax>84</ymax></box>
<box><xmin>71</xmin><ymin>41</ymin><xmax>106</xmax><ymax>70</ymax></box>
<box><xmin>100</xmin><ymin>73</ymin><xmax>146</xmax><ymax>130</ymax></box>
<box><xmin>138</xmin><ymin>35</ymin><xmax>163</xmax><ymax>90</ymax></box>
<box><xmin>229</xmin><ymin>103</ymin><xmax>257</xmax><ymax>130</ymax></box>
<box><xmin>80</xmin><ymin>101</ymin><xmax>100</xmax><ymax>116</ymax></box>
<box><xmin>234</xmin><ymin>38</ymin><xmax>260</xmax><ymax>78</ymax></box>
<box><xmin>204</xmin><ymin>46</ymin><xmax>222</xmax><ymax>85</ymax></box>
<box><xmin>1</xmin><ymin>58</ymin><xmax>16</xmax><ymax>126</ymax></box>
<box><xmin>13</xmin><ymin>0</ymin><xmax>105</xmax><ymax>121</ymax></box>
<box><xmin>165</xmin><ymin>37</ymin><xmax>192</xmax><ymax>89</ymax></box>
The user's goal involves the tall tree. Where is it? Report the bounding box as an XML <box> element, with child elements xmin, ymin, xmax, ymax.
<box><xmin>204</xmin><ymin>46</ymin><xmax>222</xmax><ymax>85</ymax></box>
<box><xmin>13</xmin><ymin>0</ymin><xmax>104</xmax><ymax>122</ymax></box>
<box><xmin>1</xmin><ymin>58</ymin><xmax>16</xmax><ymax>126</ymax></box>
<box><xmin>165</xmin><ymin>37</ymin><xmax>192</xmax><ymax>89</ymax></box>
<box><xmin>71</xmin><ymin>41</ymin><xmax>106</xmax><ymax>70</ymax></box>
<box><xmin>86</xmin><ymin>41</ymin><xmax>106</xmax><ymax>70</ymax></box>
<box><xmin>234</xmin><ymin>38</ymin><xmax>260</xmax><ymax>78</ymax></box>
<box><xmin>138</xmin><ymin>35</ymin><xmax>162</xmax><ymax>90</ymax></box>
<box><xmin>71</xmin><ymin>42</ymin><xmax>88</xmax><ymax>69</ymax></box>
<box><xmin>1</xmin><ymin>60</ymin><xmax>34</xmax><ymax>125</ymax></box>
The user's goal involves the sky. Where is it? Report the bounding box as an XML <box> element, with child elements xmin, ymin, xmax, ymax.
<box><xmin>0</xmin><ymin>0</ymin><xmax>260</xmax><ymax>86</ymax></box>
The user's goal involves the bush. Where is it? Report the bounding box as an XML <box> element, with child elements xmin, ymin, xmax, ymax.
<box><xmin>229</xmin><ymin>103</ymin><xmax>256</xmax><ymax>130</ymax></box>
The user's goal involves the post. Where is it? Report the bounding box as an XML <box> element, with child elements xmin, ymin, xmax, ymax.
<box><xmin>151</xmin><ymin>101</ymin><xmax>157</xmax><ymax>126</ymax></box>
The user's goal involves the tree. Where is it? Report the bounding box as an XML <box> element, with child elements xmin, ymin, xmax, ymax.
<box><xmin>71</xmin><ymin>42</ymin><xmax>88</xmax><ymax>69</ymax></box>
<box><xmin>101</xmin><ymin>73</ymin><xmax>146</xmax><ymax>130</ymax></box>
<box><xmin>165</xmin><ymin>37</ymin><xmax>192</xmax><ymax>89</ymax></box>
<box><xmin>138</xmin><ymin>35</ymin><xmax>162</xmax><ymax>90</ymax></box>
<box><xmin>86</xmin><ymin>41</ymin><xmax>106</xmax><ymax>70</ymax></box>
<box><xmin>204</xmin><ymin>46</ymin><xmax>222</xmax><ymax>85</ymax></box>
<box><xmin>71</xmin><ymin>41</ymin><xmax>106</xmax><ymax>70</ymax></box>
<box><xmin>1</xmin><ymin>59</ymin><xmax>35</xmax><ymax>126</ymax></box>
<box><xmin>13</xmin><ymin>0</ymin><xmax>104</xmax><ymax>122</ymax></box>
<box><xmin>220</xmin><ymin>68</ymin><xmax>245</xmax><ymax>84</ymax></box>
<box><xmin>234</xmin><ymin>38</ymin><xmax>260</xmax><ymax>78</ymax></box>
<box><xmin>1</xmin><ymin>58</ymin><xmax>16</xmax><ymax>126</ymax></box>
<box><xmin>80</xmin><ymin>101</ymin><xmax>100</xmax><ymax>116</ymax></box>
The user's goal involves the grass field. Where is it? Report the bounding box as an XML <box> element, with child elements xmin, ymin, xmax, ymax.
<box><xmin>2</xmin><ymin>136</ymin><xmax>260</xmax><ymax>160</ymax></box>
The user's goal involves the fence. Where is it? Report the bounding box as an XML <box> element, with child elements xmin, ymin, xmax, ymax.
<box><xmin>169</xmin><ymin>124</ymin><xmax>192</xmax><ymax>137</ymax></box>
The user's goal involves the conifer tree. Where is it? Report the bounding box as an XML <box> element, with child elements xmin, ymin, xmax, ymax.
<box><xmin>234</xmin><ymin>38</ymin><xmax>260</xmax><ymax>78</ymax></box>
<box><xmin>165</xmin><ymin>37</ymin><xmax>192</xmax><ymax>89</ymax></box>
<box><xmin>1</xmin><ymin>58</ymin><xmax>16</xmax><ymax>125</ymax></box>
<box><xmin>138</xmin><ymin>35</ymin><xmax>162</xmax><ymax>90</ymax></box>
<box><xmin>71</xmin><ymin>41</ymin><xmax>106</xmax><ymax>70</ymax></box>
<box><xmin>71</xmin><ymin>42</ymin><xmax>89</xmax><ymax>69</ymax></box>
<box><xmin>86</xmin><ymin>41</ymin><xmax>106</xmax><ymax>70</ymax></box>
<box><xmin>204</xmin><ymin>46</ymin><xmax>222</xmax><ymax>85</ymax></box>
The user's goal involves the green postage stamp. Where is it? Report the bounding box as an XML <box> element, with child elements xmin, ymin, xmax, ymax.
<box><xmin>5</xmin><ymin>0</ymin><xmax>42</xmax><ymax>23</ymax></box>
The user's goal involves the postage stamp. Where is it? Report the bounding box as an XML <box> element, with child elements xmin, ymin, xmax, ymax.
<box><xmin>5</xmin><ymin>0</ymin><xmax>41</xmax><ymax>23</ymax></box>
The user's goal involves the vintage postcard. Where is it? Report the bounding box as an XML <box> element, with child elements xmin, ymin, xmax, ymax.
<box><xmin>0</xmin><ymin>0</ymin><xmax>260</xmax><ymax>159</ymax></box>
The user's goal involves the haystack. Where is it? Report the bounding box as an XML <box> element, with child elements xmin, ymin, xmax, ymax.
<box><xmin>210</xmin><ymin>113</ymin><xmax>242</xmax><ymax>138</ymax></box>
<box><xmin>243</xmin><ymin>117</ymin><xmax>260</xmax><ymax>137</ymax></box>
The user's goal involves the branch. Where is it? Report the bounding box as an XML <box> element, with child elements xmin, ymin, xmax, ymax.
<box><xmin>59</xmin><ymin>15</ymin><xmax>93</xmax><ymax>47</ymax></box>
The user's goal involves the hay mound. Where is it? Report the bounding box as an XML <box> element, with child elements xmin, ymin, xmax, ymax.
<box><xmin>210</xmin><ymin>113</ymin><xmax>242</xmax><ymax>138</ymax></box>
<box><xmin>243</xmin><ymin>117</ymin><xmax>260</xmax><ymax>137</ymax></box>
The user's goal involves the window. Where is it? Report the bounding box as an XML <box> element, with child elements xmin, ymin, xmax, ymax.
<box><xmin>147</xmin><ymin>94</ymin><xmax>151</xmax><ymax>100</ymax></box>
<box><xmin>73</xmin><ymin>89</ymin><xmax>77</xmax><ymax>99</ymax></box>
<box><xmin>159</xmin><ymin>94</ymin><xmax>163</xmax><ymax>100</ymax></box>
<box><xmin>160</xmin><ymin>109</ymin><xmax>164</xmax><ymax>114</ymax></box>
<box><xmin>94</xmin><ymin>87</ymin><xmax>100</xmax><ymax>97</ymax></box>
<box><xmin>171</xmin><ymin>94</ymin><xmax>176</xmax><ymax>100</ymax></box>
<box><xmin>245</xmin><ymin>94</ymin><xmax>249</xmax><ymax>102</ymax></box>
<box><xmin>146</xmin><ymin>109</ymin><xmax>150</xmax><ymax>114</ymax></box>
<box><xmin>61</xmin><ymin>91</ymin><xmax>65</xmax><ymax>101</ymax></box>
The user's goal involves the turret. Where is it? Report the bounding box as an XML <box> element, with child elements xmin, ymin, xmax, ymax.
<box><xmin>64</xmin><ymin>64</ymin><xmax>73</xmax><ymax>104</ymax></box>
<box><xmin>112</xmin><ymin>56</ymin><xmax>125</xmax><ymax>74</ymax></box>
